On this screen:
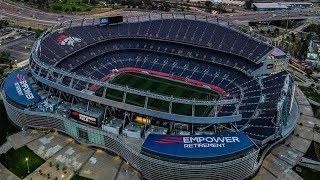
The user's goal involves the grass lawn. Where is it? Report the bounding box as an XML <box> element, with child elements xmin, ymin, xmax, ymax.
<box><xmin>304</xmin><ymin>141</ymin><xmax>320</xmax><ymax>162</ymax></box>
<box><xmin>0</xmin><ymin>100</ymin><xmax>19</xmax><ymax>146</ymax></box>
<box><xmin>71</xmin><ymin>175</ymin><xmax>92</xmax><ymax>180</ymax></box>
<box><xmin>50</xmin><ymin>0</ymin><xmax>92</xmax><ymax>12</ymax></box>
<box><xmin>96</xmin><ymin>72</ymin><xmax>220</xmax><ymax>116</ymax></box>
<box><xmin>0</xmin><ymin>146</ymin><xmax>45</xmax><ymax>178</ymax></box>
<box><xmin>298</xmin><ymin>86</ymin><xmax>320</xmax><ymax>104</ymax></box>
<box><xmin>293</xmin><ymin>164</ymin><xmax>320</xmax><ymax>180</ymax></box>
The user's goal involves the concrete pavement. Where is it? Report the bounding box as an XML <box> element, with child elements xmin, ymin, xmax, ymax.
<box><xmin>254</xmin><ymin>87</ymin><xmax>320</xmax><ymax>180</ymax></box>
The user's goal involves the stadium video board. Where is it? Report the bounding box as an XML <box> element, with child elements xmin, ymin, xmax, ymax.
<box><xmin>99</xmin><ymin>17</ymin><xmax>109</xmax><ymax>26</ymax></box>
<box><xmin>70</xmin><ymin>110</ymin><xmax>99</xmax><ymax>127</ymax></box>
<box><xmin>142</xmin><ymin>132</ymin><xmax>254</xmax><ymax>161</ymax></box>
<box><xmin>100</xmin><ymin>16</ymin><xmax>123</xmax><ymax>26</ymax></box>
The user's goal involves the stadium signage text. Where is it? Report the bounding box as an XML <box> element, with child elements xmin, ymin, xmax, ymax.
<box><xmin>15</xmin><ymin>74</ymin><xmax>34</xmax><ymax>100</ymax></box>
<box><xmin>143</xmin><ymin>133</ymin><xmax>253</xmax><ymax>160</ymax></box>
<box><xmin>79</xmin><ymin>114</ymin><xmax>97</xmax><ymax>125</ymax></box>
<box><xmin>182</xmin><ymin>136</ymin><xmax>240</xmax><ymax>149</ymax></box>
<box><xmin>70</xmin><ymin>110</ymin><xmax>97</xmax><ymax>126</ymax></box>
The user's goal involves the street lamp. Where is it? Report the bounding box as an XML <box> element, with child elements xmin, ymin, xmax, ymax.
<box><xmin>25</xmin><ymin>157</ymin><xmax>30</xmax><ymax>174</ymax></box>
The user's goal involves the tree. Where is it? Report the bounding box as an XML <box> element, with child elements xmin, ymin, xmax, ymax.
<box><xmin>35</xmin><ymin>29</ymin><xmax>45</xmax><ymax>38</ymax></box>
<box><xmin>4</xmin><ymin>20</ymin><xmax>9</xmax><ymax>26</ymax></box>
<box><xmin>245</xmin><ymin>1</ymin><xmax>252</xmax><ymax>9</ymax></box>
<box><xmin>216</xmin><ymin>3</ymin><xmax>225</xmax><ymax>13</ymax></box>
<box><xmin>0</xmin><ymin>67</ymin><xmax>5</xmax><ymax>76</ymax></box>
<box><xmin>297</xmin><ymin>34</ymin><xmax>312</xmax><ymax>60</ymax></box>
<box><xmin>71</xmin><ymin>6</ymin><xmax>77</xmax><ymax>12</ymax></box>
<box><xmin>274</xmin><ymin>28</ymin><xmax>279</xmax><ymax>35</ymax></box>
<box><xmin>90</xmin><ymin>0</ymin><xmax>99</xmax><ymax>5</ymax></box>
<box><xmin>0</xmin><ymin>20</ymin><xmax>9</xmax><ymax>29</ymax></box>
<box><xmin>306</xmin><ymin>69</ymin><xmax>312</xmax><ymax>78</ymax></box>
<box><xmin>36</xmin><ymin>0</ymin><xmax>48</xmax><ymax>8</ymax></box>
<box><xmin>52</xmin><ymin>4</ymin><xmax>62</xmax><ymax>11</ymax></box>
<box><xmin>0</xmin><ymin>51</ymin><xmax>11</xmax><ymax>64</ymax></box>
<box><xmin>305</xmin><ymin>24</ymin><xmax>320</xmax><ymax>35</ymax></box>
<box><xmin>267</xmin><ymin>29</ymin><xmax>271</xmax><ymax>34</ymax></box>
<box><xmin>205</xmin><ymin>1</ymin><xmax>213</xmax><ymax>9</ymax></box>
<box><xmin>291</xmin><ymin>32</ymin><xmax>295</xmax><ymax>42</ymax></box>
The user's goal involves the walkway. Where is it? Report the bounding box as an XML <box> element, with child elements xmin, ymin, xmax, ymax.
<box><xmin>0</xmin><ymin>129</ymin><xmax>141</xmax><ymax>180</ymax></box>
<box><xmin>0</xmin><ymin>87</ymin><xmax>319</xmax><ymax>180</ymax></box>
<box><xmin>0</xmin><ymin>129</ymin><xmax>43</xmax><ymax>180</ymax></box>
<box><xmin>0</xmin><ymin>163</ymin><xmax>20</xmax><ymax>180</ymax></box>
<box><xmin>254</xmin><ymin>87</ymin><xmax>320</xmax><ymax>180</ymax></box>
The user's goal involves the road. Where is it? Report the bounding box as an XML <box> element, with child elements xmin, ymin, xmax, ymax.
<box><xmin>0</xmin><ymin>0</ymin><xmax>81</xmax><ymax>25</ymax></box>
<box><xmin>222</xmin><ymin>9</ymin><xmax>320</xmax><ymax>23</ymax></box>
<box><xmin>1</xmin><ymin>0</ymin><xmax>320</xmax><ymax>26</ymax></box>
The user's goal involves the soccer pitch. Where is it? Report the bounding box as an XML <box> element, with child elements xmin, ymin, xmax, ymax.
<box><xmin>96</xmin><ymin>72</ymin><xmax>220</xmax><ymax>116</ymax></box>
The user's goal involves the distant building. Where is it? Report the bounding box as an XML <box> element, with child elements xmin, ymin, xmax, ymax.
<box><xmin>281</xmin><ymin>2</ymin><xmax>313</xmax><ymax>10</ymax></box>
<box><xmin>272</xmin><ymin>48</ymin><xmax>287</xmax><ymax>59</ymax></box>
<box><xmin>252</xmin><ymin>2</ymin><xmax>313</xmax><ymax>11</ymax></box>
<box><xmin>189</xmin><ymin>0</ymin><xmax>245</xmax><ymax>6</ymax></box>
<box><xmin>306</xmin><ymin>38</ymin><xmax>320</xmax><ymax>68</ymax></box>
<box><xmin>211</xmin><ymin>0</ymin><xmax>245</xmax><ymax>6</ymax></box>
<box><xmin>253</xmin><ymin>3</ymin><xmax>288</xmax><ymax>11</ymax></box>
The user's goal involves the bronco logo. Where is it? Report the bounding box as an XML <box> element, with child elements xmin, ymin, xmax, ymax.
<box><xmin>57</xmin><ymin>34</ymin><xmax>82</xmax><ymax>47</ymax></box>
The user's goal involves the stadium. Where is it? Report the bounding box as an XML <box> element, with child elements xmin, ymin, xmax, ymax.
<box><xmin>1</xmin><ymin>13</ymin><xmax>296</xmax><ymax>179</ymax></box>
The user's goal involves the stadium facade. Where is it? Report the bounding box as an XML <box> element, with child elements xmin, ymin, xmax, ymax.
<box><xmin>1</xmin><ymin>13</ymin><xmax>295</xmax><ymax>179</ymax></box>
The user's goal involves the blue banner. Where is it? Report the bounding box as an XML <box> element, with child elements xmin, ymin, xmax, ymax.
<box><xmin>4</xmin><ymin>70</ymin><xmax>41</xmax><ymax>107</ymax></box>
<box><xmin>142</xmin><ymin>132</ymin><xmax>254</xmax><ymax>161</ymax></box>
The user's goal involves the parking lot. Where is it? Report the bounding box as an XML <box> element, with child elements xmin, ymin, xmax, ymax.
<box><xmin>0</xmin><ymin>27</ymin><xmax>35</xmax><ymax>63</ymax></box>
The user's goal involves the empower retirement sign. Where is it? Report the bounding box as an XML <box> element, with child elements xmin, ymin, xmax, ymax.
<box><xmin>142</xmin><ymin>132</ymin><xmax>254</xmax><ymax>161</ymax></box>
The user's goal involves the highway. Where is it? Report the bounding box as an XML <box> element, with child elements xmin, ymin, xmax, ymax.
<box><xmin>1</xmin><ymin>0</ymin><xmax>320</xmax><ymax>26</ymax></box>
<box><xmin>220</xmin><ymin>9</ymin><xmax>320</xmax><ymax>22</ymax></box>
<box><xmin>0</xmin><ymin>0</ymin><xmax>81</xmax><ymax>25</ymax></box>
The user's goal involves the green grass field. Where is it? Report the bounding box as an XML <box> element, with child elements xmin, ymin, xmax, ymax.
<box><xmin>50</xmin><ymin>0</ymin><xmax>92</xmax><ymax>12</ymax></box>
<box><xmin>0</xmin><ymin>146</ymin><xmax>45</xmax><ymax>178</ymax></box>
<box><xmin>299</xmin><ymin>86</ymin><xmax>320</xmax><ymax>104</ymax></box>
<box><xmin>71</xmin><ymin>175</ymin><xmax>92</xmax><ymax>180</ymax></box>
<box><xmin>96</xmin><ymin>72</ymin><xmax>220</xmax><ymax>116</ymax></box>
<box><xmin>293</xmin><ymin>164</ymin><xmax>320</xmax><ymax>180</ymax></box>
